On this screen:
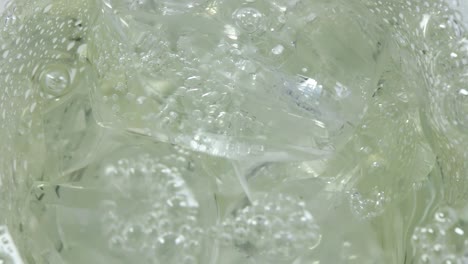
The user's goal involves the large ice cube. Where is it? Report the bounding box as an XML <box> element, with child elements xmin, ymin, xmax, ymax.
<box><xmin>88</xmin><ymin>0</ymin><xmax>392</xmax><ymax>160</ymax></box>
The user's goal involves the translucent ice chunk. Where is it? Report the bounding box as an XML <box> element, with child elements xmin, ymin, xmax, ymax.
<box><xmin>88</xmin><ymin>0</ymin><xmax>392</xmax><ymax>160</ymax></box>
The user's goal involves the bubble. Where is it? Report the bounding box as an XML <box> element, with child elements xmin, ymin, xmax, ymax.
<box><xmin>38</xmin><ymin>64</ymin><xmax>71</xmax><ymax>96</ymax></box>
<box><xmin>454</xmin><ymin>227</ymin><xmax>464</xmax><ymax>236</ymax></box>
<box><xmin>271</xmin><ymin>44</ymin><xmax>284</xmax><ymax>55</ymax></box>
<box><xmin>233</xmin><ymin>7</ymin><xmax>264</xmax><ymax>33</ymax></box>
<box><xmin>434</xmin><ymin>206</ymin><xmax>457</xmax><ymax>227</ymax></box>
<box><xmin>43</xmin><ymin>4</ymin><xmax>53</xmax><ymax>13</ymax></box>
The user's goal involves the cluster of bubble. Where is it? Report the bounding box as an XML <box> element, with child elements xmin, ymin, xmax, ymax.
<box><xmin>411</xmin><ymin>206</ymin><xmax>468</xmax><ymax>263</ymax></box>
<box><xmin>213</xmin><ymin>193</ymin><xmax>321</xmax><ymax>261</ymax></box>
<box><xmin>97</xmin><ymin>148</ymin><xmax>203</xmax><ymax>264</ymax></box>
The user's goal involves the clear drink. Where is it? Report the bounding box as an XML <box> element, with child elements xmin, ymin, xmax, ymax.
<box><xmin>1</xmin><ymin>0</ymin><xmax>468</xmax><ymax>263</ymax></box>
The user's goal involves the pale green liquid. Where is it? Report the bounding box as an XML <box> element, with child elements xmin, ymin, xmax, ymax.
<box><xmin>0</xmin><ymin>0</ymin><xmax>468</xmax><ymax>263</ymax></box>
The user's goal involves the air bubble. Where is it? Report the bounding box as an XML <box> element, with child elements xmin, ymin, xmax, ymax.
<box><xmin>38</xmin><ymin>64</ymin><xmax>71</xmax><ymax>96</ymax></box>
<box><xmin>233</xmin><ymin>7</ymin><xmax>264</xmax><ymax>33</ymax></box>
<box><xmin>43</xmin><ymin>4</ymin><xmax>53</xmax><ymax>13</ymax></box>
<box><xmin>454</xmin><ymin>227</ymin><xmax>464</xmax><ymax>236</ymax></box>
<box><xmin>271</xmin><ymin>44</ymin><xmax>284</xmax><ymax>55</ymax></box>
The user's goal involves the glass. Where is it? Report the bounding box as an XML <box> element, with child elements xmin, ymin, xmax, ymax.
<box><xmin>0</xmin><ymin>0</ymin><xmax>467</xmax><ymax>263</ymax></box>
